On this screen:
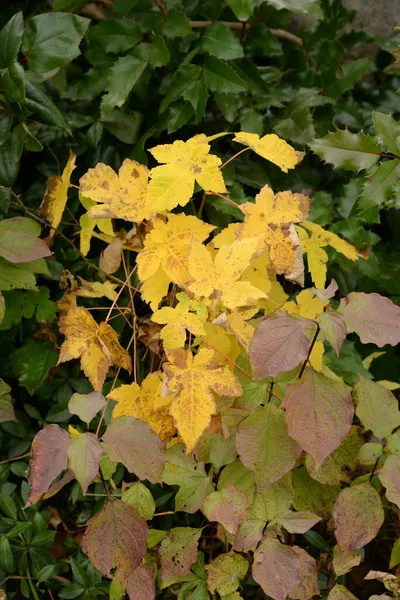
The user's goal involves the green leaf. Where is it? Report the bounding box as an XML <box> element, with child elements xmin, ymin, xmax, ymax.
<box><xmin>203</xmin><ymin>56</ymin><xmax>247</xmax><ymax>93</ymax></box>
<box><xmin>264</xmin><ymin>0</ymin><xmax>322</xmax><ymax>16</ymax></box>
<box><xmin>0</xmin><ymin>113</ymin><xmax>12</xmax><ymax>146</ymax></box>
<box><xmin>0</xmin><ymin>492</ymin><xmax>17</xmax><ymax>519</ymax></box>
<box><xmin>67</xmin><ymin>433</ymin><xmax>103</xmax><ymax>495</ymax></box>
<box><xmin>102</xmin><ymin>109</ymin><xmax>142</xmax><ymax>144</ymax></box>
<box><xmin>274</xmin><ymin>107</ymin><xmax>315</xmax><ymax>146</ymax></box>
<box><xmin>293</xmin><ymin>467</ymin><xmax>339</xmax><ymax>519</ymax></box>
<box><xmin>2</xmin><ymin>61</ymin><xmax>25</xmax><ymax>103</ymax></box>
<box><xmin>0</xmin><ymin>394</ymin><xmax>16</xmax><ymax>423</ymax></box>
<box><xmin>21</xmin><ymin>13</ymin><xmax>90</xmax><ymax>73</ymax></box>
<box><xmin>240</xmin><ymin>108</ymin><xmax>263</xmax><ymax>135</ymax></box>
<box><xmin>0</xmin><ymin>12</ymin><xmax>24</xmax><ymax>69</ymax></box>
<box><xmin>390</xmin><ymin>538</ymin><xmax>400</xmax><ymax>569</ymax></box>
<box><xmin>68</xmin><ymin>391</ymin><xmax>105</xmax><ymax>425</ymax></box>
<box><xmin>309</xmin><ymin>130</ymin><xmax>381</xmax><ymax>172</ymax></box>
<box><xmin>226</xmin><ymin>0</ymin><xmax>256</xmax><ymax>21</ymax></box>
<box><xmin>12</xmin><ymin>340</ymin><xmax>58</xmax><ymax>395</ymax></box>
<box><xmin>201</xmin><ymin>23</ymin><xmax>244</xmax><ymax>60</ymax></box>
<box><xmin>206</xmin><ymin>552</ymin><xmax>248</xmax><ymax>595</ymax></box>
<box><xmin>0</xmin><ymin>217</ymin><xmax>51</xmax><ymax>264</ymax></box>
<box><xmin>358</xmin><ymin>159</ymin><xmax>400</xmax><ymax>210</ymax></box>
<box><xmin>325</xmin><ymin>58</ymin><xmax>374</xmax><ymax>99</ymax></box>
<box><xmin>100</xmin><ymin>56</ymin><xmax>147</xmax><ymax>117</ymax></box>
<box><xmin>87</xmin><ymin>18</ymin><xmax>141</xmax><ymax>54</ymax></box>
<box><xmin>167</xmin><ymin>100</ymin><xmax>194</xmax><ymax>133</ymax></box>
<box><xmin>37</xmin><ymin>564</ymin><xmax>58</xmax><ymax>582</ymax></box>
<box><xmin>183</xmin><ymin>79</ymin><xmax>209</xmax><ymax>122</ymax></box>
<box><xmin>25</xmin><ymin>79</ymin><xmax>71</xmax><ymax>131</ymax></box>
<box><xmin>160</xmin><ymin>527</ymin><xmax>202</xmax><ymax>581</ymax></box>
<box><xmin>163</xmin><ymin>9</ymin><xmax>191</xmax><ymax>38</ymax></box>
<box><xmin>354</xmin><ymin>376</ymin><xmax>400</xmax><ymax>440</ymax></box>
<box><xmin>0</xmin><ymin>124</ymin><xmax>25</xmax><ymax>186</ymax></box>
<box><xmin>58</xmin><ymin>584</ymin><xmax>86</xmax><ymax>599</ymax></box>
<box><xmin>372</xmin><ymin>111</ymin><xmax>400</xmax><ymax>156</ymax></box>
<box><xmin>0</xmin><ymin>537</ymin><xmax>14</xmax><ymax>573</ymax></box>
<box><xmin>0</xmin><ymin>257</ymin><xmax>49</xmax><ymax>291</ymax></box>
<box><xmin>122</xmin><ymin>481</ymin><xmax>156</xmax><ymax>520</ymax></box>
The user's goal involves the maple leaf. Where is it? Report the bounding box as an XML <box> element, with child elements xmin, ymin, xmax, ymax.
<box><xmin>79</xmin><ymin>196</ymin><xmax>114</xmax><ymax>257</ymax></box>
<box><xmin>233</xmin><ymin>132</ymin><xmax>303</xmax><ymax>172</ymax></box>
<box><xmin>108</xmin><ymin>372</ymin><xmax>176</xmax><ymax>441</ymax></box>
<box><xmin>137</xmin><ymin>214</ymin><xmax>214</xmax><ymax>310</ymax></box>
<box><xmin>41</xmin><ymin>150</ymin><xmax>76</xmax><ymax>231</ymax></box>
<box><xmin>164</xmin><ymin>348</ymin><xmax>242</xmax><ymax>452</ymax></box>
<box><xmin>75</xmin><ymin>278</ymin><xmax>117</xmax><ymax>301</ymax></box>
<box><xmin>148</xmin><ymin>134</ymin><xmax>226</xmax><ymax>212</ymax></box>
<box><xmin>58</xmin><ymin>306</ymin><xmax>131</xmax><ymax>391</ymax></box>
<box><xmin>152</xmin><ymin>304</ymin><xmax>206</xmax><ymax>349</ymax></box>
<box><xmin>238</xmin><ymin>185</ymin><xmax>309</xmax><ymax>275</ymax></box>
<box><xmin>297</xmin><ymin>221</ymin><xmax>362</xmax><ymax>289</ymax></box>
<box><xmin>187</xmin><ymin>238</ymin><xmax>266</xmax><ymax>310</ymax></box>
<box><xmin>79</xmin><ymin>159</ymin><xmax>153</xmax><ymax>222</ymax></box>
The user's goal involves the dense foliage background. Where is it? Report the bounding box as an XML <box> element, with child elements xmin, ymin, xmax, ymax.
<box><xmin>0</xmin><ymin>0</ymin><xmax>400</xmax><ymax>598</ymax></box>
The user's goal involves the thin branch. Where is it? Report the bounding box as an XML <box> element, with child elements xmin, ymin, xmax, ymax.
<box><xmin>208</xmin><ymin>191</ymin><xmax>242</xmax><ymax>210</ymax></box>
<box><xmin>189</xmin><ymin>21</ymin><xmax>303</xmax><ymax>46</ymax></box>
<box><xmin>220</xmin><ymin>147</ymin><xmax>250</xmax><ymax>170</ymax></box>
<box><xmin>0</xmin><ymin>452</ymin><xmax>30</xmax><ymax>465</ymax></box>
<box><xmin>154</xmin><ymin>511</ymin><xmax>175</xmax><ymax>517</ymax></box>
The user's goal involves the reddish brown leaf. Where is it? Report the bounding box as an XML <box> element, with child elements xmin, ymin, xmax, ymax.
<box><xmin>378</xmin><ymin>454</ymin><xmax>400</xmax><ymax>509</ymax></box>
<box><xmin>233</xmin><ymin>519</ymin><xmax>265</xmax><ymax>552</ymax></box>
<box><xmin>289</xmin><ymin>546</ymin><xmax>319</xmax><ymax>600</ymax></box>
<box><xmin>159</xmin><ymin>527</ymin><xmax>201</xmax><ymax>581</ymax></box>
<box><xmin>319</xmin><ymin>311</ymin><xmax>347</xmax><ymax>356</ymax></box>
<box><xmin>249</xmin><ymin>312</ymin><xmax>315</xmax><ymax>379</ymax></box>
<box><xmin>102</xmin><ymin>416</ymin><xmax>165</xmax><ymax>483</ymax></box>
<box><xmin>283</xmin><ymin>369</ymin><xmax>353</xmax><ymax>469</ymax></box>
<box><xmin>81</xmin><ymin>499</ymin><xmax>148</xmax><ymax>583</ymax></box>
<box><xmin>333</xmin><ymin>483</ymin><xmax>384</xmax><ymax>552</ymax></box>
<box><xmin>253</xmin><ymin>534</ymin><xmax>301</xmax><ymax>600</ymax></box>
<box><xmin>126</xmin><ymin>563</ymin><xmax>155</xmax><ymax>600</ymax></box>
<box><xmin>42</xmin><ymin>470</ymin><xmax>75</xmax><ymax>500</ymax></box>
<box><xmin>339</xmin><ymin>292</ymin><xmax>400</xmax><ymax>347</ymax></box>
<box><xmin>67</xmin><ymin>432</ymin><xmax>104</xmax><ymax>495</ymax></box>
<box><xmin>237</xmin><ymin>403</ymin><xmax>302</xmax><ymax>490</ymax></box>
<box><xmin>203</xmin><ymin>484</ymin><xmax>249</xmax><ymax>534</ymax></box>
<box><xmin>26</xmin><ymin>424</ymin><xmax>70</xmax><ymax>507</ymax></box>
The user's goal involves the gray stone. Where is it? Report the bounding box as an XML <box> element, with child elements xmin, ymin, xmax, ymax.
<box><xmin>342</xmin><ymin>0</ymin><xmax>400</xmax><ymax>38</ymax></box>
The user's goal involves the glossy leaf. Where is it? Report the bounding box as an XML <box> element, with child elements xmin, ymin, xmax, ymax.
<box><xmin>0</xmin><ymin>12</ymin><xmax>24</xmax><ymax>69</ymax></box>
<box><xmin>309</xmin><ymin>130</ymin><xmax>381</xmax><ymax>172</ymax></box>
<box><xmin>372</xmin><ymin>111</ymin><xmax>400</xmax><ymax>156</ymax></box>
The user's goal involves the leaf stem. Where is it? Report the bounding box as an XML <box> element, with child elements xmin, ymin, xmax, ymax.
<box><xmin>0</xmin><ymin>452</ymin><xmax>30</xmax><ymax>465</ymax></box>
<box><xmin>298</xmin><ymin>324</ymin><xmax>320</xmax><ymax>379</ymax></box>
<box><xmin>207</xmin><ymin>191</ymin><xmax>242</xmax><ymax>210</ymax></box>
<box><xmin>219</xmin><ymin>147</ymin><xmax>250</xmax><ymax>169</ymax></box>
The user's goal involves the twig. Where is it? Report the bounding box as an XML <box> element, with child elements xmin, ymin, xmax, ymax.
<box><xmin>0</xmin><ymin>452</ymin><xmax>30</xmax><ymax>465</ymax></box>
<box><xmin>298</xmin><ymin>324</ymin><xmax>320</xmax><ymax>379</ymax></box>
<box><xmin>154</xmin><ymin>511</ymin><xmax>175</xmax><ymax>517</ymax></box>
<box><xmin>189</xmin><ymin>21</ymin><xmax>303</xmax><ymax>46</ymax></box>
<box><xmin>98</xmin><ymin>467</ymin><xmax>111</xmax><ymax>499</ymax></box>
<box><xmin>208</xmin><ymin>191</ymin><xmax>241</xmax><ymax>210</ymax></box>
<box><xmin>220</xmin><ymin>147</ymin><xmax>250</xmax><ymax>170</ymax></box>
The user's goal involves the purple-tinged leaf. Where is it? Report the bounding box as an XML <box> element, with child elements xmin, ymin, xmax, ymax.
<box><xmin>276</xmin><ymin>510</ymin><xmax>321</xmax><ymax>534</ymax></box>
<box><xmin>42</xmin><ymin>470</ymin><xmax>75</xmax><ymax>500</ymax></box>
<box><xmin>378</xmin><ymin>454</ymin><xmax>400</xmax><ymax>509</ymax></box>
<box><xmin>339</xmin><ymin>292</ymin><xmax>400</xmax><ymax>347</ymax></box>
<box><xmin>203</xmin><ymin>484</ymin><xmax>248</xmax><ymax>534</ymax></box>
<box><xmin>102</xmin><ymin>416</ymin><xmax>165</xmax><ymax>483</ymax></box>
<box><xmin>253</xmin><ymin>534</ymin><xmax>300</xmax><ymax>600</ymax></box>
<box><xmin>126</xmin><ymin>563</ymin><xmax>155</xmax><ymax>600</ymax></box>
<box><xmin>289</xmin><ymin>546</ymin><xmax>319</xmax><ymax>600</ymax></box>
<box><xmin>233</xmin><ymin>519</ymin><xmax>265</xmax><ymax>552</ymax></box>
<box><xmin>354</xmin><ymin>376</ymin><xmax>400</xmax><ymax>440</ymax></box>
<box><xmin>249</xmin><ymin>312</ymin><xmax>315</xmax><ymax>379</ymax></box>
<box><xmin>68</xmin><ymin>391</ymin><xmax>106</xmax><ymax>425</ymax></box>
<box><xmin>237</xmin><ymin>403</ymin><xmax>302</xmax><ymax>490</ymax></box>
<box><xmin>314</xmin><ymin>279</ymin><xmax>338</xmax><ymax>303</ymax></box>
<box><xmin>0</xmin><ymin>217</ymin><xmax>52</xmax><ymax>263</ymax></box>
<box><xmin>333</xmin><ymin>483</ymin><xmax>384</xmax><ymax>552</ymax></box>
<box><xmin>67</xmin><ymin>432</ymin><xmax>104</xmax><ymax>495</ymax></box>
<box><xmin>81</xmin><ymin>499</ymin><xmax>148</xmax><ymax>583</ymax></box>
<box><xmin>159</xmin><ymin>527</ymin><xmax>201</xmax><ymax>581</ymax></box>
<box><xmin>283</xmin><ymin>369</ymin><xmax>353</xmax><ymax>469</ymax></box>
<box><xmin>26</xmin><ymin>424</ymin><xmax>70</xmax><ymax>507</ymax></box>
<box><xmin>319</xmin><ymin>311</ymin><xmax>347</xmax><ymax>355</ymax></box>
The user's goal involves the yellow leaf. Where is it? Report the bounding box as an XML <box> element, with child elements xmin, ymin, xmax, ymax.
<box><xmin>68</xmin><ymin>425</ymin><xmax>79</xmax><ymax>437</ymax></box>
<box><xmin>260</xmin><ymin>280</ymin><xmax>289</xmax><ymax>315</ymax></box>
<box><xmin>140</xmin><ymin>266</ymin><xmax>171</xmax><ymax>311</ymax></box>
<box><xmin>79</xmin><ymin>196</ymin><xmax>114</xmax><ymax>257</ymax></box>
<box><xmin>233</xmin><ymin>132</ymin><xmax>303</xmax><ymax>173</ymax></box>
<box><xmin>152</xmin><ymin>305</ymin><xmax>206</xmax><ymax>349</ymax></box>
<box><xmin>187</xmin><ymin>238</ymin><xmax>266</xmax><ymax>310</ymax></box>
<box><xmin>238</xmin><ymin>185</ymin><xmax>309</xmax><ymax>275</ymax></box>
<box><xmin>226</xmin><ymin>310</ymin><xmax>256</xmax><ymax>351</ymax></box>
<box><xmin>297</xmin><ymin>222</ymin><xmax>362</xmax><ymax>289</ymax></box>
<box><xmin>109</xmin><ymin>373</ymin><xmax>176</xmax><ymax>440</ymax></box>
<box><xmin>164</xmin><ymin>348</ymin><xmax>242</xmax><ymax>451</ymax></box>
<box><xmin>41</xmin><ymin>150</ymin><xmax>76</xmax><ymax>230</ymax></box>
<box><xmin>212</xmin><ymin>223</ymin><xmax>241</xmax><ymax>248</ymax></box>
<box><xmin>79</xmin><ymin>159</ymin><xmax>153</xmax><ymax>222</ymax></box>
<box><xmin>283</xmin><ymin>289</ymin><xmax>325</xmax><ymax>321</ymax></box>
<box><xmin>137</xmin><ymin>214</ymin><xmax>214</xmax><ymax>308</ymax></box>
<box><xmin>241</xmin><ymin>248</ymin><xmax>272</xmax><ymax>296</ymax></box>
<box><xmin>196</xmin><ymin>322</ymin><xmax>241</xmax><ymax>365</ymax></box>
<box><xmin>76</xmin><ymin>278</ymin><xmax>118</xmax><ymax>301</ymax></box>
<box><xmin>148</xmin><ymin>135</ymin><xmax>226</xmax><ymax>212</ymax></box>
<box><xmin>310</xmin><ymin>340</ymin><xmax>324</xmax><ymax>371</ymax></box>
<box><xmin>58</xmin><ymin>306</ymin><xmax>131</xmax><ymax>391</ymax></box>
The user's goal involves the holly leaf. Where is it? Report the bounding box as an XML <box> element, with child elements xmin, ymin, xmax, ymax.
<box><xmin>237</xmin><ymin>403</ymin><xmax>302</xmax><ymax>489</ymax></box>
<box><xmin>275</xmin><ymin>510</ymin><xmax>321</xmax><ymax>534</ymax></box>
<box><xmin>81</xmin><ymin>499</ymin><xmax>148</xmax><ymax>584</ymax></box>
<box><xmin>147</xmin><ymin>134</ymin><xmax>226</xmax><ymax>213</ymax></box>
<box><xmin>249</xmin><ymin>312</ymin><xmax>315</xmax><ymax>379</ymax></box>
<box><xmin>309</xmin><ymin>130</ymin><xmax>381</xmax><ymax>172</ymax></box>
<box><xmin>354</xmin><ymin>376</ymin><xmax>400</xmax><ymax>439</ymax></box>
<box><xmin>233</xmin><ymin>132</ymin><xmax>302</xmax><ymax>173</ymax></box>
<box><xmin>58</xmin><ymin>306</ymin><xmax>131</xmax><ymax>391</ymax></box>
<box><xmin>159</xmin><ymin>527</ymin><xmax>202</xmax><ymax>580</ymax></box>
<box><xmin>283</xmin><ymin>369</ymin><xmax>354</xmax><ymax>469</ymax></box>
<box><xmin>297</xmin><ymin>221</ymin><xmax>361</xmax><ymax>289</ymax></box>
<box><xmin>102</xmin><ymin>416</ymin><xmax>165</xmax><ymax>484</ymax></box>
<box><xmin>164</xmin><ymin>348</ymin><xmax>242</xmax><ymax>452</ymax></box>
<box><xmin>339</xmin><ymin>292</ymin><xmax>400</xmax><ymax>347</ymax></box>
<box><xmin>289</xmin><ymin>546</ymin><xmax>319</xmax><ymax>600</ymax></box>
<box><xmin>378</xmin><ymin>454</ymin><xmax>400</xmax><ymax>509</ymax></box>
<box><xmin>41</xmin><ymin>151</ymin><xmax>76</xmax><ymax>231</ymax></box>
<box><xmin>67</xmin><ymin>432</ymin><xmax>104</xmax><ymax>495</ymax></box>
<box><xmin>203</xmin><ymin>484</ymin><xmax>249</xmax><ymax>534</ymax></box>
<box><xmin>152</xmin><ymin>305</ymin><xmax>206</xmax><ymax>349</ymax></box>
<box><xmin>80</xmin><ymin>159</ymin><xmax>152</xmax><ymax>222</ymax></box>
<box><xmin>26</xmin><ymin>424</ymin><xmax>70</xmax><ymax>506</ymax></box>
<box><xmin>372</xmin><ymin>112</ymin><xmax>400</xmax><ymax>156</ymax></box>
<box><xmin>333</xmin><ymin>483</ymin><xmax>384</xmax><ymax>552</ymax></box>
<box><xmin>206</xmin><ymin>552</ymin><xmax>249</xmax><ymax>595</ymax></box>
<box><xmin>68</xmin><ymin>391</ymin><xmax>106</xmax><ymax>425</ymax></box>
<box><xmin>252</xmin><ymin>534</ymin><xmax>300</xmax><ymax>600</ymax></box>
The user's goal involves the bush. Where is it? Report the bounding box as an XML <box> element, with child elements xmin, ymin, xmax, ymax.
<box><xmin>0</xmin><ymin>1</ymin><xmax>400</xmax><ymax>599</ymax></box>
